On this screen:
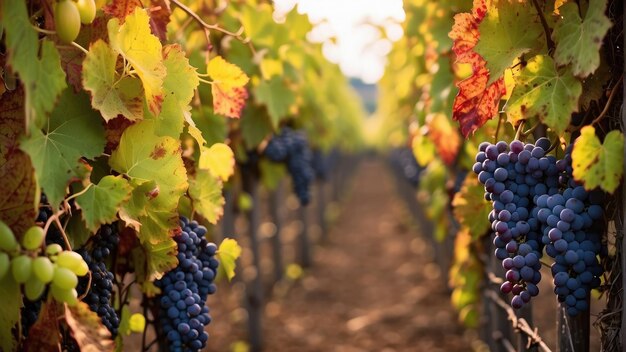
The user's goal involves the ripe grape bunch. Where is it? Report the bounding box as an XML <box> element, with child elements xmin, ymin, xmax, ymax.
<box><xmin>155</xmin><ymin>217</ymin><xmax>219</xmax><ymax>352</ymax></box>
<box><xmin>264</xmin><ymin>127</ymin><xmax>315</xmax><ymax>205</ymax></box>
<box><xmin>535</xmin><ymin>144</ymin><xmax>605</xmax><ymax>316</ymax></box>
<box><xmin>76</xmin><ymin>224</ymin><xmax>120</xmax><ymax>335</ymax></box>
<box><xmin>474</xmin><ymin>138</ymin><xmax>559</xmax><ymax>309</ymax></box>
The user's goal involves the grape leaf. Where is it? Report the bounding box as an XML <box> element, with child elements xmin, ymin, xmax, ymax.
<box><xmin>149</xmin><ymin>44</ymin><xmax>199</xmax><ymax>138</ymax></box>
<box><xmin>474</xmin><ymin>0</ymin><xmax>543</xmax><ymax>84</ymax></box>
<box><xmin>23</xmin><ymin>301</ymin><xmax>64</xmax><ymax>352</ymax></box>
<box><xmin>449</xmin><ymin>0</ymin><xmax>506</xmax><ymax>137</ymax></box>
<box><xmin>505</xmin><ymin>55</ymin><xmax>582</xmax><ymax>134</ymax></box>
<box><xmin>83</xmin><ymin>40</ymin><xmax>145</xmax><ymax>122</ymax></box>
<box><xmin>452</xmin><ymin>174</ymin><xmax>491</xmax><ymax>237</ymax></box>
<box><xmin>259</xmin><ymin>159</ymin><xmax>287</xmax><ymax>190</ymax></box>
<box><xmin>0</xmin><ymin>275</ymin><xmax>20</xmax><ymax>352</ymax></box>
<box><xmin>552</xmin><ymin>0</ymin><xmax>612</xmax><ymax>78</ymax></box>
<box><xmin>254</xmin><ymin>76</ymin><xmax>295</xmax><ymax>128</ymax></box>
<box><xmin>427</xmin><ymin>113</ymin><xmax>461</xmax><ymax>166</ymax></box>
<box><xmin>103</xmin><ymin>0</ymin><xmax>142</xmax><ymax>21</ymax></box>
<box><xmin>2</xmin><ymin>0</ymin><xmax>66</xmax><ymax>128</ymax></box>
<box><xmin>108</xmin><ymin>7</ymin><xmax>166</xmax><ymax>115</ymax></box>
<box><xmin>188</xmin><ymin>170</ymin><xmax>225</xmax><ymax>224</ymax></box>
<box><xmin>240</xmin><ymin>105</ymin><xmax>273</xmax><ymax>148</ymax></box>
<box><xmin>142</xmin><ymin>238</ymin><xmax>178</xmax><ymax>281</ymax></box>
<box><xmin>76</xmin><ymin>175</ymin><xmax>132</xmax><ymax>232</ymax></box>
<box><xmin>110</xmin><ymin>120</ymin><xmax>187</xmax><ymax>244</ymax></box>
<box><xmin>65</xmin><ymin>302</ymin><xmax>114</xmax><ymax>352</ymax></box>
<box><xmin>411</xmin><ymin>132</ymin><xmax>435</xmax><ymax>167</ymax></box>
<box><xmin>20</xmin><ymin>89</ymin><xmax>106</xmax><ymax>209</ymax></box>
<box><xmin>572</xmin><ymin>126</ymin><xmax>623</xmax><ymax>193</ymax></box>
<box><xmin>148</xmin><ymin>0</ymin><xmax>171</xmax><ymax>41</ymax></box>
<box><xmin>198</xmin><ymin>143</ymin><xmax>235</xmax><ymax>181</ymax></box>
<box><xmin>208</xmin><ymin>56</ymin><xmax>249</xmax><ymax>119</ymax></box>
<box><xmin>217</xmin><ymin>238</ymin><xmax>242</xmax><ymax>281</ymax></box>
<box><xmin>0</xmin><ymin>89</ymin><xmax>38</xmax><ymax>237</ymax></box>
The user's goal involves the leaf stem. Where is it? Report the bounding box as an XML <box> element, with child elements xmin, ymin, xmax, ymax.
<box><xmin>198</xmin><ymin>77</ymin><xmax>214</xmax><ymax>85</ymax></box>
<box><xmin>70</xmin><ymin>41</ymin><xmax>89</xmax><ymax>55</ymax></box>
<box><xmin>514</xmin><ymin>120</ymin><xmax>526</xmax><ymax>140</ymax></box>
<box><xmin>31</xmin><ymin>25</ymin><xmax>55</xmax><ymax>35</ymax></box>
<box><xmin>170</xmin><ymin>0</ymin><xmax>256</xmax><ymax>55</ymax></box>
<box><xmin>494</xmin><ymin>113</ymin><xmax>504</xmax><ymax>143</ymax></box>
<box><xmin>531</xmin><ymin>0</ymin><xmax>555</xmax><ymax>54</ymax></box>
<box><xmin>520</xmin><ymin>121</ymin><xmax>541</xmax><ymax>138</ymax></box>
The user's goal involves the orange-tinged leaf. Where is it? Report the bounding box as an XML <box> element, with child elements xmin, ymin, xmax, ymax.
<box><xmin>449</xmin><ymin>0</ymin><xmax>505</xmax><ymax>137</ymax></box>
<box><xmin>208</xmin><ymin>56</ymin><xmax>249</xmax><ymax>118</ymax></box>
<box><xmin>103</xmin><ymin>0</ymin><xmax>142</xmax><ymax>21</ymax></box>
<box><xmin>65</xmin><ymin>302</ymin><xmax>114</xmax><ymax>352</ymax></box>
<box><xmin>24</xmin><ymin>300</ymin><xmax>64</xmax><ymax>352</ymax></box>
<box><xmin>212</xmin><ymin>86</ymin><xmax>249</xmax><ymax>119</ymax></box>
<box><xmin>426</xmin><ymin>113</ymin><xmax>461</xmax><ymax>166</ymax></box>
<box><xmin>148</xmin><ymin>0</ymin><xmax>171</xmax><ymax>41</ymax></box>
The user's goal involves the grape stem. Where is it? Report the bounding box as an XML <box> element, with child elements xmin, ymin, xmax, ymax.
<box><xmin>531</xmin><ymin>0</ymin><xmax>555</xmax><ymax>54</ymax></box>
<box><xmin>589</xmin><ymin>75</ymin><xmax>623</xmax><ymax>127</ymax></box>
<box><xmin>170</xmin><ymin>0</ymin><xmax>257</xmax><ymax>55</ymax></box>
<box><xmin>77</xmin><ymin>271</ymin><xmax>93</xmax><ymax>300</ymax></box>
<box><xmin>42</xmin><ymin>207</ymin><xmax>72</xmax><ymax>251</ymax></box>
<box><xmin>486</xmin><ymin>290</ymin><xmax>553</xmax><ymax>351</ymax></box>
<box><xmin>514</xmin><ymin>120</ymin><xmax>526</xmax><ymax>141</ymax></box>
<box><xmin>520</xmin><ymin>121</ymin><xmax>541</xmax><ymax>138</ymax></box>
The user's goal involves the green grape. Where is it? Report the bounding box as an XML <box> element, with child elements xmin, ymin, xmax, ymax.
<box><xmin>51</xmin><ymin>284</ymin><xmax>78</xmax><ymax>306</ymax></box>
<box><xmin>33</xmin><ymin>256</ymin><xmax>54</xmax><ymax>283</ymax></box>
<box><xmin>54</xmin><ymin>0</ymin><xmax>81</xmax><ymax>43</ymax></box>
<box><xmin>46</xmin><ymin>243</ymin><xmax>63</xmax><ymax>258</ymax></box>
<box><xmin>76</xmin><ymin>0</ymin><xmax>96</xmax><ymax>24</ymax></box>
<box><xmin>25</xmin><ymin>277</ymin><xmax>46</xmax><ymax>301</ymax></box>
<box><xmin>0</xmin><ymin>220</ymin><xmax>18</xmax><ymax>252</ymax></box>
<box><xmin>22</xmin><ymin>226</ymin><xmax>45</xmax><ymax>251</ymax></box>
<box><xmin>0</xmin><ymin>252</ymin><xmax>9</xmax><ymax>280</ymax></box>
<box><xmin>56</xmin><ymin>251</ymin><xmax>89</xmax><ymax>276</ymax></box>
<box><xmin>52</xmin><ymin>266</ymin><xmax>77</xmax><ymax>290</ymax></box>
<box><xmin>11</xmin><ymin>255</ymin><xmax>32</xmax><ymax>283</ymax></box>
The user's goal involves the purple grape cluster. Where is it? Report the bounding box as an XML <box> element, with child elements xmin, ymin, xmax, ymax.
<box><xmin>264</xmin><ymin>127</ymin><xmax>314</xmax><ymax>205</ymax></box>
<box><xmin>536</xmin><ymin>145</ymin><xmax>605</xmax><ymax>316</ymax></box>
<box><xmin>77</xmin><ymin>224</ymin><xmax>120</xmax><ymax>335</ymax></box>
<box><xmin>474</xmin><ymin>138</ymin><xmax>558</xmax><ymax>309</ymax></box>
<box><xmin>155</xmin><ymin>217</ymin><xmax>219</xmax><ymax>352</ymax></box>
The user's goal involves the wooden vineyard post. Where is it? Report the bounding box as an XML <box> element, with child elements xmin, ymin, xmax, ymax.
<box><xmin>557</xmin><ymin>302</ymin><xmax>590</xmax><ymax>351</ymax></box>
<box><xmin>317</xmin><ymin>179</ymin><xmax>328</xmax><ymax>242</ymax></box>
<box><xmin>242</xmin><ymin>173</ymin><xmax>263</xmax><ymax>352</ymax></box>
<box><xmin>268</xmin><ymin>181</ymin><xmax>284</xmax><ymax>283</ymax></box>
<box><xmin>221</xmin><ymin>188</ymin><xmax>236</xmax><ymax>241</ymax></box>
<box><xmin>298</xmin><ymin>204</ymin><xmax>312</xmax><ymax>268</ymax></box>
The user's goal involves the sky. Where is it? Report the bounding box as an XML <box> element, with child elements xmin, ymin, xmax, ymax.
<box><xmin>273</xmin><ymin>0</ymin><xmax>405</xmax><ymax>84</ymax></box>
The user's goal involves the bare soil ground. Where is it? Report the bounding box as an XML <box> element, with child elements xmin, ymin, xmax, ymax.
<box><xmin>205</xmin><ymin>159</ymin><xmax>476</xmax><ymax>351</ymax></box>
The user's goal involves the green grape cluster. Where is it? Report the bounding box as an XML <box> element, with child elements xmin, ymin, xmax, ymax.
<box><xmin>0</xmin><ymin>220</ymin><xmax>88</xmax><ymax>305</ymax></box>
<box><xmin>53</xmin><ymin>0</ymin><xmax>96</xmax><ymax>43</ymax></box>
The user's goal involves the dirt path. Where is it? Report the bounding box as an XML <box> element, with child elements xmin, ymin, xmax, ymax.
<box><xmin>254</xmin><ymin>158</ymin><xmax>468</xmax><ymax>351</ymax></box>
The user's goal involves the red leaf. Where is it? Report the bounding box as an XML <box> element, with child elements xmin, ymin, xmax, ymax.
<box><xmin>104</xmin><ymin>0</ymin><xmax>143</xmax><ymax>22</ymax></box>
<box><xmin>212</xmin><ymin>86</ymin><xmax>249</xmax><ymax>119</ymax></box>
<box><xmin>104</xmin><ymin>116</ymin><xmax>136</xmax><ymax>154</ymax></box>
<box><xmin>148</xmin><ymin>0</ymin><xmax>171</xmax><ymax>41</ymax></box>
<box><xmin>24</xmin><ymin>300</ymin><xmax>64</xmax><ymax>352</ymax></box>
<box><xmin>449</xmin><ymin>0</ymin><xmax>505</xmax><ymax>137</ymax></box>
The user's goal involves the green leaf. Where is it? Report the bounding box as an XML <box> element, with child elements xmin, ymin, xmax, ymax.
<box><xmin>108</xmin><ymin>7</ymin><xmax>166</xmax><ymax>115</ymax></box>
<box><xmin>83</xmin><ymin>40</ymin><xmax>144</xmax><ymax>122</ymax></box>
<box><xmin>20</xmin><ymin>89</ymin><xmax>106</xmax><ymax>209</ymax></box>
<box><xmin>412</xmin><ymin>133</ymin><xmax>435</xmax><ymax>167</ymax></box>
<box><xmin>76</xmin><ymin>176</ymin><xmax>131</xmax><ymax>232</ymax></box>
<box><xmin>572</xmin><ymin>126</ymin><xmax>623</xmax><ymax>193</ymax></box>
<box><xmin>0</xmin><ymin>275</ymin><xmax>20</xmax><ymax>352</ymax></box>
<box><xmin>110</xmin><ymin>120</ymin><xmax>187</xmax><ymax>245</ymax></box>
<box><xmin>188</xmin><ymin>170</ymin><xmax>225</xmax><ymax>225</ymax></box>
<box><xmin>474</xmin><ymin>0</ymin><xmax>543</xmax><ymax>84</ymax></box>
<box><xmin>505</xmin><ymin>55</ymin><xmax>582</xmax><ymax>134</ymax></box>
<box><xmin>259</xmin><ymin>159</ymin><xmax>287</xmax><ymax>191</ymax></box>
<box><xmin>452</xmin><ymin>174</ymin><xmax>491</xmax><ymax>238</ymax></box>
<box><xmin>552</xmin><ymin>0</ymin><xmax>612</xmax><ymax>77</ymax></box>
<box><xmin>149</xmin><ymin>44</ymin><xmax>199</xmax><ymax>138</ymax></box>
<box><xmin>240</xmin><ymin>105</ymin><xmax>273</xmax><ymax>149</ymax></box>
<box><xmin>217</xmin><ymin>238</ymin><xmax>242</xmax><ymax>281</ymax></box>
<box><xmin>254</xmin><ymin>76</ymin><xmax>295</xmax><ymax>128</ymax></box>
<box><xmin>3</xmin><ymin>0</ymin><xmax>66</xmax><ymax>127</ymax></box>
<box><xmin>117</xmin><ymin>306</ymin><xmax>132</xmax><ymax>338</ymax></box>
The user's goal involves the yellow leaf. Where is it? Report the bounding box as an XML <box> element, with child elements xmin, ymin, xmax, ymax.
<box><xmin>108</xmin><ymin>8</ymin><xmax>166</xmax><ymax>115</ymax></box>
<box><xmin>198</xmin><ymin>143</ymin><xmax>235</xmax><ymax>181</ymax></box>
<box><xmin>260</xmin><ymin>58</ymin><xmax>284</xmax><ymax>80</ymax></box>
<box><xmin>129</xmin><ymin>313</ymin><xmax>146</xmax><ymax>333</ymax></box>
<box><xmin>217</xmin><ymin>238</ymin><xmax>242</xmax><ymax>281</ymax></box>
<box><xmin>208</xmin><ymin>56</ymin><xmax>249</xmax><ymax>90</ymax></box>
